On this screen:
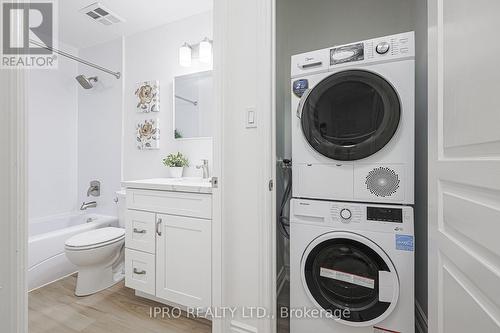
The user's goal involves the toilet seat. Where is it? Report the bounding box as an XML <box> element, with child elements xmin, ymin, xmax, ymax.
<box><xmin>65</xmin><ymin>227</ymin><xmax>125</xmax><ymax>251</ymax></box>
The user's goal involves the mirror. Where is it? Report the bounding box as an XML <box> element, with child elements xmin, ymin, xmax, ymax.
<box><xmin>174</xmin><ymin>70</ymin><xmax>213</xmax><ymax>139</ymax></box>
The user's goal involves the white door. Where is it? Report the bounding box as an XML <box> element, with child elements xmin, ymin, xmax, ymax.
<box><xmin>428</xmin><ymin>1</ymin><xmax>500</xmax><ymax>332</ymax></box>
<box><xmin>155</xmin><ymin>214</ymin><xmax>211</xmax><ymax>309</ymax></box>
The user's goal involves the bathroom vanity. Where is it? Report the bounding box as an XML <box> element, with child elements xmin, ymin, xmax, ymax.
<box><xmin>121</xmin><ymin>178</ymin><xmax>212</xmax><ymax>309</ymax></box>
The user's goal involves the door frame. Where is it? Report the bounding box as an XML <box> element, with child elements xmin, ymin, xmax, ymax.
<box><xmin>212</xmin><ymin>0</ymin><xmax>225</xmax><ymax>331</ymax></box>
<box><xmin>213</xmin><ymin>0</ymin><xmax>276</xmax><ymax>332</ymax></box>
<box><xmin>3</xmin><ymin>69</ymin><xmax>28</xmax><ymax>332</ymax></box>
<box><xmin>2</xmin><ymin>4</ymin><xmax>28</xmax><ymax>330</ymax></box>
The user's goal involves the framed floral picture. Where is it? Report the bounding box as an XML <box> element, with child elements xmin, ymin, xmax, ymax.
<box><xmin>136</xmin><ymin>119</ymin><xmax>160</xmax><ymax>150</ymax></box>
<box><xmin>135</xmin><ymin>80</ymin><xmax>160</xmax><ymax>112</ymax></box>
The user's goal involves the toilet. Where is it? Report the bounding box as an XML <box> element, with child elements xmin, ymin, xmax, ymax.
<box><xmin>65</xmin><ymin>191</ymin><xmax>126</xmax><ymax>296</ymax></box>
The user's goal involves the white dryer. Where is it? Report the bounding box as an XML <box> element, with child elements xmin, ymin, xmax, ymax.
<box><xmin>291</xmin><ymin>32</ymin><xmax>415</xmax><ymax>204</ymax></box>
<box><xmin>290</xmin><ymin>198</ymin><xmax>414</xmax><ymax>333</ymax></box>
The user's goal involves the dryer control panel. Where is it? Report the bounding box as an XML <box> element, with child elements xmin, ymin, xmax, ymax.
<box><xmin>291</xmin><ymin>31</ymin><xmax>415</xmax><ymax>78</ymax></box>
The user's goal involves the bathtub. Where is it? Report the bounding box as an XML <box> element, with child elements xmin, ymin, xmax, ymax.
<box><xmin>28</xmin><ymin>213</ymin><xmax>119</xmax><ymax>291</ymax></box>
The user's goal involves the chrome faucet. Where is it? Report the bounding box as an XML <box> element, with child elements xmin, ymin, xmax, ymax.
<box><xmin>196</xmin><ymin>159</ymin><xmax>210</xmax><ymax>179</ymax></box>
<box><xmin>80</xmin><ymin>201</ymin><xmax>97</xmax><ymax>210</ymax></box>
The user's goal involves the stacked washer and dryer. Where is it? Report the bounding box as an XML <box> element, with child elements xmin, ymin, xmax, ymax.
<box><xmin>289</xmin><ymin>32</ymin><xmax>415</xmax><ymax>333</ymax></box>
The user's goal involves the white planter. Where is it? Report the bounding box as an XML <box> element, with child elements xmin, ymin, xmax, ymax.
<box><xmin>169</xmin><ymin>167</ymin><xmax>184</xmax><ymax>178</ymax></box>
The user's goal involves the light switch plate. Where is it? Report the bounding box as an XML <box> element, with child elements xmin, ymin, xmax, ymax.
<box><xmin>245</xmin><ymin>107</ymin><xmax>257</xmax><ymax>128</ymax></box>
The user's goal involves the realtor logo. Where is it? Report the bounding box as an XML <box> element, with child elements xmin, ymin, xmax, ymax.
<box><xmin>1</xmin><ymin>0</ymin><xmax>58</xmax><ymax>68</ymax></box>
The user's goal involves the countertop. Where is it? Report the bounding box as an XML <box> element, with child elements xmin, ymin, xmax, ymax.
<box><xmin>121</xmin><ymin>178</ymin><xmax>212</xmax><ymax>194</ymax></box>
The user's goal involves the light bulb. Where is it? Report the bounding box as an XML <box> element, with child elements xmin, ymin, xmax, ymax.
<box><xmin>199</xmin><ymin>37</ymin><xmax>212</xmax><ymax>64</ymax></box>
<box><xmin>179</xmin><ymin>43</ymin><xmax>192</xmax><ymax>67</ymax></box>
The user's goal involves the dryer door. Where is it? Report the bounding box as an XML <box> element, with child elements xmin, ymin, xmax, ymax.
<box><xmin>301</xmin><ymin>231</ymin><xmax>399</xmax><ymax>327</ymax></box>
<box><xmin>299</xmin><ymin>70</ymin><xmax>400</xmax><ymax>161</ymax></box>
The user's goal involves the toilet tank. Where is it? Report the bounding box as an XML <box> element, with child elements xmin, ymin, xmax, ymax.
<box><xmin>115</xmin><ymin>190</ymin><xmax>126</xmax><ymax>228</ymax></box>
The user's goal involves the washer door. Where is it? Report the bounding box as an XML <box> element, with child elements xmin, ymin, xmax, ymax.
<box><xmin>299</xmin><ymin>70</ymin><xmax>400</xmax><ymax>161</ymax></box>
<box><xmin>301</xmin><ymin>232</ymin><xmax>399</xmax><ymax>327</ymax></box>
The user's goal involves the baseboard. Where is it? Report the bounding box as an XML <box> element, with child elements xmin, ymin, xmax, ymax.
<box><xmin>28</xmin><ymin>270</ymin><xmax>77</xmax><ymax>293</ymax></box>
<box><xmin>415</xmin><ymin>300</ymin><xmax>428</xmax><ymax>333</ymax></box>
<box><xmin>230</xmin><ymin>320</ymin><xmax>258</xmax><ymax>333</ymax></box>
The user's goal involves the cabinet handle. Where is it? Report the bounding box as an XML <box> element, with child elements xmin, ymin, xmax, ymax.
<box><xmin>133</xmin><ymin>228</ymin><xmax>146</xmax><ymax>234</ymax></box>
<box><xmin>133</xmin><ymin>268</ymin><xmax>146</xmax><ymax>275</ymax></box>
<box><xmin>156</xmin><ymin>218</ymin><xmax>162</xmax><ymax>236</ymax></box>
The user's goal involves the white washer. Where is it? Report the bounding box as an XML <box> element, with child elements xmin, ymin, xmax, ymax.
<box><xmin>290</xmin><ymin>198</ymin><xmax>414</xmax><ymax>332</ymax></box>
<box><xmin>291</xmin><ymin>32</ymin><xmax>415</xmax><ymax>204</ymax></box>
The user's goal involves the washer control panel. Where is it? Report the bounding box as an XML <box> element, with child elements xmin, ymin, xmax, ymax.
<box><xmin>291</xmin><ymin>199</ymin><xmax>414</xmax><ymax>233</ymax></box>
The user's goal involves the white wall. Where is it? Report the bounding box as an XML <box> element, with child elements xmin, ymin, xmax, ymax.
<box><xmin>28</xmin><ymin>42</ymin><xmax>79</xmax><ymax>221</ymax></box>
<box><xmin>77</xmin><ymin>38</ymin><xmax>123</xmax><ymax>216</ymax></box>
<box><xmin>123</xmin><ymin>11</ymin><xmax>213</xmax><ymax>181</ymax></box>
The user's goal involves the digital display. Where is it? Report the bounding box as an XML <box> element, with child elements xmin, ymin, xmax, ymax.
<box><xmin>367</xmin><ymin>207</ymin><xmax>403</xmax><ymax>223</ymax></box>
<box><xmin>330</xmin><ymin>42</ymin><xmax>364</xmax><ymax>65</ymax></box>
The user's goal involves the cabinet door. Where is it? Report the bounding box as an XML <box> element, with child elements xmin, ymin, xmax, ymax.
<box><xmin>156</xmin><ymin>214</ymin><xmax>211</xmax><ymax>308</ymax></box>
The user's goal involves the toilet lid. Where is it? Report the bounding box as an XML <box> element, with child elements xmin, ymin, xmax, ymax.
<box><xmin>65</xmin><ymin>227</ymin><xmax>125</xmax><ymax>248</ymax></box>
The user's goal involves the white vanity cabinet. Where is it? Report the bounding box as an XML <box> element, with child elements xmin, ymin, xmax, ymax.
<box><xmin>122</xmin><ymin>179</ymin><xmax>212</xmax><ymax>309</ymax></box>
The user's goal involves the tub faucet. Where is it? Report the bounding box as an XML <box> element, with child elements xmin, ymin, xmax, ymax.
<box><xmin>80</xmin><ymin>201</ymin><xmax>97</xmax><ymax>210</ymax></box>
<box><xmin>196</xmin><ymin>159</ymin><xmax>210</xmax><ymax>179</ymax></box>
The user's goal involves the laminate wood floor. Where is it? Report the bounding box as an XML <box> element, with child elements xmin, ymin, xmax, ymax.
<box><xmin>29</xmin><ymin>275</ymin><xmax>211</xmax><ymax>333</ymax></box>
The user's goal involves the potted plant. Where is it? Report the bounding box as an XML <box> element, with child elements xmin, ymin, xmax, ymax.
<box><xmin>163</xmin><ymin>152</ymin><xmax>189</xmax><ymax>178</ymax></box>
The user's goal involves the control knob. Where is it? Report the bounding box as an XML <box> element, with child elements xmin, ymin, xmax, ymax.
<box><xmin>340</xmin><ymin>208</ymin><xmax>352</xmax><ymax>221</ymax></box>
<box><xmin>376</xmin><ymin>42</ymin><xmax>390</xmax><ymax>54</ymax></box>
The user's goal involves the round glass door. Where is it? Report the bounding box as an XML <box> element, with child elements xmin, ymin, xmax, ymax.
<box><xmin>300</xmin><ymin>70</ymin><xmax>400</xmax><ymax>161</ymax></box>
<box><xmin>301</xmin><ymin>233</ymin><xmax>399</xmax><ymax>326</ymax></box>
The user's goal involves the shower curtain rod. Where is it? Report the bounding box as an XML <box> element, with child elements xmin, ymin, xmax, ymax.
<box><xmin>175</xmin><ymin>95</ymin><xmax>198</xmax><ymax>106</ymax></box>
<box><xmin>29</xmin><ymin>39</ymin><xmax>121</xmax><ymax>79</ymax></box>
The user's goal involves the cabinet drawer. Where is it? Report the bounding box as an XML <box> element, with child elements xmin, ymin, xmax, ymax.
<box><xmin>125</xmin><ymin>248</ymin><xmax>155</xmax><ymax>295</ymax></box>
<box><xmin>125</xmin><ymin>210</ymin><xmax>156</xmax><ymax>253</ymax></box>
<box><xmin>127</xmin><ymin>189</ymin><xmax>212</xmax><ymax>219</ymax></box>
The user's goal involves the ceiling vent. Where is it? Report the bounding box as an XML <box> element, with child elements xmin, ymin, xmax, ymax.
<box><xmin>79</xmin><ymin>2</ymin><xmax>125</xmax><ymax>26</ymax></box>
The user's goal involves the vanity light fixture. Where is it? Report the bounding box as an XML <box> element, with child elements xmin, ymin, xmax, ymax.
<box><xmin>179</xmin><ymin>42</ymin><xmax>192</xmax><ymax>67</ymax></box>
<box><xmin>179</xmin><ymin>37</ymin><xmax>213</xmax><ymax>67</ymax></box>
<box><xmin>199</xmin><ymin>37</ymin><xmax>213</xmax><ymax>64</ymax></box>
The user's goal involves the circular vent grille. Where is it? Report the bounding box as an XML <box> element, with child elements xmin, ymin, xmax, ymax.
<box><xmin>365</xmin><ymin>167</ymin><xmax>400</xmax><ymax>197</ymax></box>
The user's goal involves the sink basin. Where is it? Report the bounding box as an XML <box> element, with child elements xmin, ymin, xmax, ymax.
<box><xmin>171</xmin><ymin>177</ymin><xmax>210</xmax><ymax>184</ymax></box>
